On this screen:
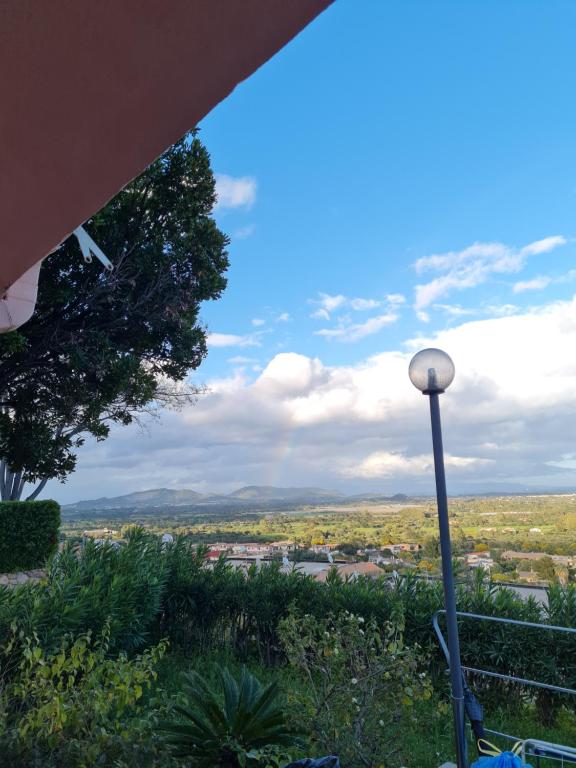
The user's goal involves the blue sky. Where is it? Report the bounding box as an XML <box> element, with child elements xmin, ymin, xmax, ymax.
<box><xmin>199</xmin><ymin>0</ymin><xmax>576</xmax><ymax>376</ymax></box>
<box><xmin>53</xmin><ymin>1</ymin><xmax>576</xmax><ymax>503</ymax></box>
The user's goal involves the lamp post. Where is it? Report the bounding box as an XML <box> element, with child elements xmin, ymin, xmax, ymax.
<box><xmin>409</xmin><ymin>347</ymin><xmax>467</xmax><ymax>768</ymax></box>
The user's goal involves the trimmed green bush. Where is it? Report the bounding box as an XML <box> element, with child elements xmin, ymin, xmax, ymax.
<box><xmin>0</xmin><ymin>500</ymin><xmax>60</xmax><ymax>572</ymax></box>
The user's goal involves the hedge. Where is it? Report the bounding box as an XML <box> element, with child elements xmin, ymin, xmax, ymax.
<box><xmin>0</xmin><ymin>500</ymin><xmax>60</xmax><ymax>572</ymax></box>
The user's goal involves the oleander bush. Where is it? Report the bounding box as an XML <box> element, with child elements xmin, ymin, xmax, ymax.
<box><xmin>0</xmin><ymin>499</ymin><xmax>60</xmax><ymax>572</ymax></box>
<box><xmin>0</xmin><ymin>528</ymin><xmax>167</xmax><ymax>664</ymax></box>
<box><xmin>0</xmin><ymin>530</ymin><xmax>575</xmax><ymax>733</ymax></box>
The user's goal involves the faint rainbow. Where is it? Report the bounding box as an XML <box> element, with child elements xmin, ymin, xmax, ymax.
<box><xmin>263</xmin><ymin>428</ymin><xmax>299</xmax><ymax>487</ymax></box>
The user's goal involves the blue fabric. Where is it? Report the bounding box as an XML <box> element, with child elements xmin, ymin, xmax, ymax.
<box><xmin>472</xmin><ymin>753</ymin><xmax>531</xmax><ymax>768</ymax></box>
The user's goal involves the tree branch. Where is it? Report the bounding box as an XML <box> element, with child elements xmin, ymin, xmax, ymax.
<box><xmin>16</xmin><ymin>475</ymin><xmax>26</xmax><ymax>500</ymax></box>
<box><xmin>26</xmin><ymin>477</ymin><xmax>49</xmax><ymax>501</ymax></box>
<box><xmin>4</xmin><ymin>465</ymin><xmax>13</xmax><ymax>502</ymax></box>
<box><xmin>10</xmin><ymin>470</ymin><xmax>22</xmax><ymax>500</ymax></box>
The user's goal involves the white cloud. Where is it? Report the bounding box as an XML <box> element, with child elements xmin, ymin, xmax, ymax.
<box><xmin>254</xmin><ymin>353</ymin><xmax>326</xmax><ymax>397</ymax></box>
<box><xmin>513</xmin><ymin>276</ymin><xmax>552</xmax><ymax>294</ymax></box>
<box><xmin>342</xmin><ymin>451</ymin><xmax>493</xmax><ymax>478</ymax></box>
<box><xmin>316</xmin><ymin>293</ymin><xmax>346</xmax><ymax>314</ymax></box>
<box><xmin>414</xmin><ymin>242</ymin><xmax>510</xmax><ymax>275</ymax></box>
<box><xmin>214</xmin><ymin>174</ymin><xmax>257</xmax><ymax>210</ymax></box>
<box><xmin>277</xmin><ymin>312</ymin><xmax>291</xmax><ymax>322</ymax></box>
<box><xmin>513</xmin><ymin>268</ymin><xmax>576</xmax><ymax>294</ymax></box>
<box><xmin>311</xmin><ymin>293</ymin><xmax>395</xmax><ymax>317</ymax></box>
<box><xmin>315</xmin><ymin>313</ymin><xmax>398</xmax><ymax>342</ymax></box>
<box><xmin>350</xmin><ymin>298</ymin><xmax>381</xmax><ymax>311</ymax></box>
<box><xmin>54</xmin><ymin>292</ymin><xmax>576</xmax><ymax>503</ymax></box>
<box><xmin>251</xmin><ymin>318</ymin><xmax>266</xmax><ymax>327</ymax></box>
<box><xmin>207</xmin><ymin>332</ymin><xmax>262</xmax><ymax>348</ymax></box>
<box><xmin>520</xmin><ymin>235</ymin><xmax>567</xmax><ymax>256</ymax></box>
<box><xmin>386</xmin><ymin>293</ymin><xmax>406</xmax><ymax>305</ymax></box>
<box><xmin>310</xmin><ymin>293</ymin><xmax>404</xmax><ymax>336</ymax></box>
<box><xmin>228</xmin><ymin>356</ymin><xmax>258</xmax><ymax>364</ymax></box>
<box><xmin>414</xmin><ymin>236</ymin><xmax>566</xmax><ymax>310</ymax></box>
<box><xmin>207</xmin><ymin>369</ymin><xmax>249</xmax><ymax>394</ymax></box>
<box><xmin>434</xmin><ymin>304</ymin><xmax>477</xmax><ymax>317</ymax></box>
<box><xmin>483</xmin><ymin>303</ymin><xmax>519</xmax><ymax>317</ymax></box>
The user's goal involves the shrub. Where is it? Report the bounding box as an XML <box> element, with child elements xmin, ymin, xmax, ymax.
<box><xmin>1</xmin><ymin>532</ymin><xmax>575</xmax><ymax>730</ymax></box>
<box><xmin>160</xmin><ymin>666</ymin><xmax>301</xmax><ymax>767</ymax></box>
<box><xmin>278</xmin><ymin>610</ymin><xmax>432</xmax><ymax>768</ymax></box>
<box><xmin>0</xmin><ymin>500</ymin><xmax>60</xmax><ymax>572</ymax></box>
<box><xmin>0</xmin><ymin>620</ymin><xmax>170</xmax><ymax>766</ymax></box>
<box><xmin>0</xmin><ymin>528</ymin><xmax>168</xmax><ymax>670</ymax></box>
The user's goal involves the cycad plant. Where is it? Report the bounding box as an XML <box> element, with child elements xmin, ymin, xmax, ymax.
<box><xmin>161</xmin><ymin>666</ymin><xmax>301</xmax><ymax>767</ymax></box>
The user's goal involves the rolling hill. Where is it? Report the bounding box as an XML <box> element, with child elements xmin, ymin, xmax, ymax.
<box><xmin>228</xmin><ymin>486</ymin><xmax>345</xmax><ymax>502</ymax></box>
<box><xmin>64</xmin><ymin>485</ymin><xmax>348</xmax><ymax>512</ymax></box>
<box><xmin>64</xmin><ymin>488</ymin><xmax>206</xmax><ymax>512</ymax></box>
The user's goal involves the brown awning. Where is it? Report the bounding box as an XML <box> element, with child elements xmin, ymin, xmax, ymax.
<box><xmin>0</xmin><ymin>0</ymin><xmax>332</xmax><ymax>293</ymax></box>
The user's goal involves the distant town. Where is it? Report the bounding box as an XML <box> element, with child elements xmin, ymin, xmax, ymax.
<box><xmin>77</xmin><ymin>487</ymin><xmax>576</xmax><ymax>590</ymax></box>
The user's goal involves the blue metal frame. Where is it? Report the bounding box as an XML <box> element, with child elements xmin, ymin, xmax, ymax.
<box><xmin>522</xmin><ymin>740</ymin><xmax>576</xmax><ymax>766</ymax></box>
<box><xmin>428</xmin><ymin>392</ymin><xmax>468</xmax><ymax>768</ymax></box>
<box><xmin>433</xmin><ymin>610</ymin><xmax>576</xmax><ymax>763</ymax></box>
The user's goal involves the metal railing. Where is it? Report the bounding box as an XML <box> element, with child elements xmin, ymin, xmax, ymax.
<box><xmin>522</xmin><ymin>740</ymin><xmax>576</xmax><ymax>767</ymax></box>
<box><xmin>432</xmin><ymin>610</ymin><xmax>576</xmax><ymax>765</ymax></box>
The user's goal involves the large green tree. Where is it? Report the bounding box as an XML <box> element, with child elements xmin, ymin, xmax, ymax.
<box><xmin>0</xmin><ymin>132</ymin><xmax>229</xmax><ymax>500</ymax></box>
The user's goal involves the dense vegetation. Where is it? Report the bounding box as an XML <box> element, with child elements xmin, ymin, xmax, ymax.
<box><xmin>0</xmin><ymin>499</ymin><xmax>60</xmax><ymax>571</ymax></box>
<box><xmin>1</xmin><ymin>530</ymin><xmax>575</xmax><ymax>766</ymax></box>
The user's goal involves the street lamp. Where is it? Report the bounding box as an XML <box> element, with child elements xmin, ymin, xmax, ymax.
<box><xmin>409</xmin><ymin>348</ymin><xmax>467</xmax><ymax>768</ymax></box>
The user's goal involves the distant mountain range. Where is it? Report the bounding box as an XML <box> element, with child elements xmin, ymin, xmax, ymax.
<box><xmin>228</xmin><ymin>486</ymin><xmax>345</xmax><ymax>501</ymax></box>
<box><xmin>63</xmin><ymin>485</ymin><xmax>408</xmax><ymax>512</ymax></box>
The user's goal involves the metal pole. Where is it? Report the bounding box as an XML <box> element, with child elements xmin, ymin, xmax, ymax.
<box><xmin>429</xmin><ymin>392</ymin><xmax>468</xmax><ymax>768</ymax></box>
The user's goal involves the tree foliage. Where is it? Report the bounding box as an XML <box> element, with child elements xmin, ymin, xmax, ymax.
<box><xmin>0</xmin><ymin>132</ymin><xmax>229</xmax><ymax>498</ymax></box>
